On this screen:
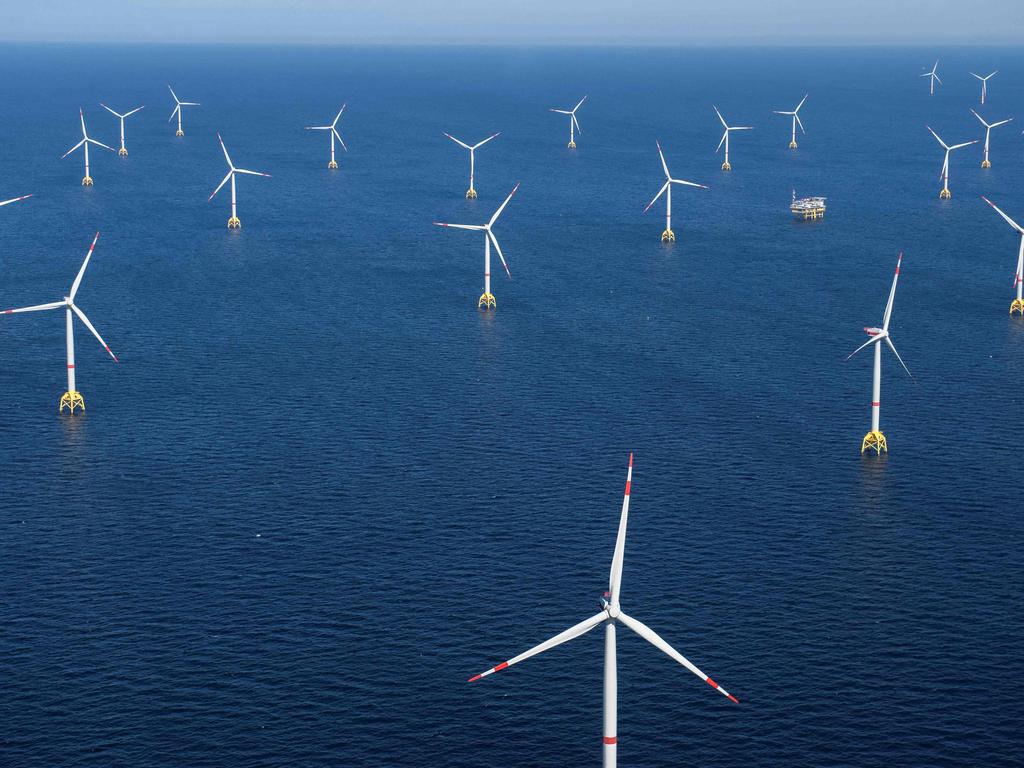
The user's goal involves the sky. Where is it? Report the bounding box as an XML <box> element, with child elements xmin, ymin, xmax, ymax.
<box><xmin>0</xmin><ymin>0</ymin><xmax>1021</xmax><ymax>45</ymax></box>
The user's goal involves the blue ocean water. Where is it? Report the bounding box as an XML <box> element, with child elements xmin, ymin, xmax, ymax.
<box><xmin>1</xmin><ymin>43</ymin><xmax>1022</xmax><ymax>767</ymax></box>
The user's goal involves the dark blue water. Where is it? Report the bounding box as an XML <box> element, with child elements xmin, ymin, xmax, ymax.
<box><xmin>1</xmin><ymin>44</ymin><xmax>1022</xmax><ymax>767</ymax></box>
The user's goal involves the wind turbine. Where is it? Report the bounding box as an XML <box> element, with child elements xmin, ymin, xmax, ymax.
<box><xmin>970</xmin><ymin>110</ymin><xmax>1012</xmax><ymax>168</ymax></box>
<box><xmin>921</xmin><ymin>61</ymin><xmax>941</xmax><ymax>95</ymax></box>
<box><xmin>550</xmin><ymin>96</ymin><xmax>586</xmax><ymax>149</ymax></box>
<box><xmin>0</xmin><ymin>194</ymin><xmax>32</xmax><ymax>208</ymax></box>
<box><xmin>926</xmin><ymin>126</ymin><xmax>977</xmax><ymax>199</ymax></box>
<box><xmin>433</xmin><ymin>183</ymin><xmax>519</xmax><ymax>309</ymax></box>
<box><xmin>100</xmin><ymin>103</ymin><xmax>144</xmax><ymax>156</ymax></box>
<box><xmin>845</xmin><ymin>253</ymin><xmax>913</xmax><ymax>454</ymax></box>
<box><xmin>209</xmin><ymin>133</ymin><xmax>271</xmax><ymax>229</ymax></box>
<box><xmin>970</xmin><ymin>71</ymin><xmax>997</xmax><ymax>105</ymax></box>
<box><xmin>305</xmin><ymin>104</ymin><xmax>347</xmax><ymax>169</ymax></box>
<box><xmin>2</xmin><ymin>232</ymin><xmax>118</xmax><ymax>414</ymax></box>
<box><xmin>168</xmin><ymin>85</ymin><xmax>200</xmax><ymax>136</ymax></box>
<box><xmin>773</xmin><ymin>94</ymin><xmax>808</xmax><ymax>149</ymax></box>
<box><xmin>713</xmin><ymin>105</ymin><xmax>753</xmax><ymax>171</ymax></box>
<box><xmin>61</xmin><ymin>108</ymin><xmax>115</xmax><ymax>186</ymax></box>
<box><xmin>643</xmin><ymin>141</ymin><xmax>707</xmax><ymax>243</ymax></box>
<box><xmin>980</xmin><ymin>197</ymin><xmax>1024</xmax><ymax>315</ymax></box>
<box><xmin>468</xmin><ymin>454</ymin><xmax>740</xmax><ymax>768</ymax></box>
<box><xmin>443</xmin><ymin>131</ymin><xmax>500</xmax><ymax>199</ymax></box>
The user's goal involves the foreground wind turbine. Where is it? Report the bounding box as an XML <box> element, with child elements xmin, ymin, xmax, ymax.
<box><xmin>168</xmin><ymin>85</ymin><xmax>200</xmax><ymax>136</ymax></box>
<box><xmin>209</xmin><ymin>133</ymin><xmax>271</xmax><ymax>229</ymax></box>
<box><xmin>443</xmin><ymin>131</ymin><xmax>500</xmax><ymax>198</ymax></box>
<box><xmin>921</xmin><ymin>61</ymin><xmax>941</xmax><ymax>95</ymax></box>
<box><xmin>970</xmin><ymin>71</ymin><xmax>997</xmax><ymax>105</ymax></box>
<box><xmin>434</xmin><ymin>183</ymin><xmax>519</xmax><ymax>309</ymax></box>
<box><xmin>2</xmin><ymin>232</ymin><xmax>118</xmax><ymax>413</ymax></box>
<box><xmin>305</xmin><ymin>104</ymin><xmax>347</xmax><ymax>169</ymax></box>
<box><xmin>0</xmin><ymin>194</ymin><xmax>32</xmax><ymax>208</ymax></box>
<box><xmin>100</xmin><ymin>103</ymin><xmax>144</xmax><ymax>156</ymax></box>
<box><xmin>970</xmin><ymin>110</ymin><xmax>1012</xmax><ymax>168</ymax></box>
<box><xmin>61</xmin><ymin>108</ymin><xmax>115</xmax><ymax>186</ymax></box>
<box><xmin>713</xmin><ymin>105</ymin><xmax>753</xmax><ymax>171</ymax></box>
<box><xmin>980</xmin><ymin>197</ymin><xmax>1024</xmax><ymax>315</ymax></box>
<box><xmin>773</xmin><ymin>94</ymin><xmax>808</xmax><ymax>149</ymax></box>
<box><xmin>643</xmin><ymin>141</ymin><xmax>707</xmax><ymax>243</ymax></box>
<box><xmin>845</xmin><ymin>253</ymin><xmax>913</xmax><ymax>454</ymax></box>
<box><xmin>550</xmin><ymin>96</ymin><xmax>586</xmax><ymax>149</ymax></box>
<box><xmin>468</xmin><ymin>454</ymin><xmax>739</xmax><ymax>768</ymax></box>
<box><xmin>926</xmin><ymin>126</ymin><xmax>977</xmax><ymax>199</ymax></box>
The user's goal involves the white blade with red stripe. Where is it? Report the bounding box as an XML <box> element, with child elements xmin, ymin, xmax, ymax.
<box><xmin>607</xmin><ymin>453</ymin><xmax>633</xmax><ymax>608</ymax></box>
<box><xmin>209</xmin><ymin>171</ymin><xmax>232</xmax><ymax>201</ymax></box>
<box><xmin>217</xmin><ymin>133</ymin><xmax>234</xmax><ymax>169</ymax></box>
<box><xmin>713</xmin><ymin>105</ymin><xmax>728</xmax><ymax>129</ymax></box>
<box><xmin>3</xmin><ymin>301</ymin><xmax>65</xmax><ymax>315</ymax></box>
<box><xmin>671</xmin><ymin>178</ymin><xmax>709</xmax><ymax>190</ymax></box>
<box><xmin>468</xmin><ymin>611</ymin><xmax>607</xmax><ymax>682</ymax></box>
<box><xmin>70</xmin><ymin>232</ymin><xmax>100</xmax><ymax>301</ymax></box>
<box><xmin>926</xmin><ymin>125</ymin><xmax>949</xmax><ymax>150</ymax></box>
<box><xmin>332</xmin><ymin>104</ymin><xmax>346</xmax><ymax>126</ymax></box>
<box><xmin>71</xmin><ymin>304</ymin><xmax>118</xmax><ymax>363</ymax></box>
<box><xmin>0</xmin><ymin>194</ymin><xmax>32</xmax><ymax>208</ymax></box>
<box><xmin>333</xmin><ymin>128</ymin><xmax>347</xmax><ymax>151</ymax></box>
<box><xmin>882</xmin><ymin>252</ymin><xmax>902</xmax><ymax>331</ymax></box>
<box><xmin>981</xmin><ymin>197</ymin><xmax>1024</xmax><ymax>234</ymax></box>
<box><xmin>617</xmin><ymin>612</ymin><xmax>739</xmax><ymax>704</ymax></box>
<box><xmin>885</xmin><ymin>337</ymin><xmax>912</xmax><ymax>379</ymax></box>
<box><xmin>434</xmin><ymin>222</ymin><xmax>485</xmax><ymax>231</ymax></box>
<box><xmin>656</xmin><ymin>141</ymin><xmax>670</xmax><ymax>178</ymax></box>
<box><xmin>235</xmin><ymin>168</ymin><xmax>271</xmax><ymax>178</ymax></box>
<box><xmin>845</xmin><ymin>334</ymin><xmax>882</xmax><ymax>361</ymax></box>
<box><xmin>444</xmin><ymin>133</ymin><xmax>472</xmax><ymax>150</ymax></box>
<box><xmin>88</xmin><ymin>137</ymin><xmax>116</xmax><ymax>153</ymax></box>
<box><xmin>644</xmin><ymin>181</ymin><xmax>669</xmax><ymax>214</ymax></box>
<box><xmin>472</xmin><ymin>132</ymin><xmax>500</xmax><ymax>150</ymax></box>
<box><xmin>489</xmin><ymin>183</ymin><xmax>519</xmax><ymax>227</ymax></box>
<box><xmin>573</xmin><ymin>95</ymin><xmax>587</xmax><ymax>112</ymax></box>
<box><xmin>62</xmin><ymin>139</ymin><xmax>86</xmax><ymax>159</ymax></box>
<box><xmin>488</xmin><ymin>230</ymin><xmax>511</xmax><ymax>279</ymax></box>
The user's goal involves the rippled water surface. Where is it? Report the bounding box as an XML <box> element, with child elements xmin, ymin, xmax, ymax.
<box><xmin>1</xmin><ymin>44</ymin><xmax>1022</xmax><ymax>767</ymax></box>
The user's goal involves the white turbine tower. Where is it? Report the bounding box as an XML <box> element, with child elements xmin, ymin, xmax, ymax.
<box><xmin>970</xmin><ymin>110</ymin><xmax>1012</xmax><ymax>168</ymax></box>
<box><xmin>713</xmin><ymin>105</ymin><xmax>753</xmax><ymax>171</ymax></box>
<box><xmin>921</xmin><ymin>61</ymin><xmax>941</xmax><ymax>95</ymax></box>
<box><xmin>926</xmin><ymin>126</ymin><xmax>977</xmax><ymax>199</ymax></box>
<box><xmin>980</xmin><ymin>197</ymin><xmax>1024</xmax><ymax>315</ymax></box>
<box><xmin>305</xmin><ymin>104</ymin><xmax>347</xmax><ymax>169</ymax></box>
<box><xmin>443</xmin><ymin>131</ymin><xmax>500</xmax><ymax>199</ymax></box>
<box><xmin>468</xmin><ymin>454</ymin><xmax>740</xmax><ymax>768</ymax></box>
<box><xmin>209</xmin><ymin>133</ymin><xmax>271</xmax><ymax>230</ymax></box>
<box><xmin>845</xmin><ymin>253</ymin><xmax>913</xmax><ymax>454</ymax></box>
<box><xmin>434</xmin><ymin>183</ymin><xmax>519</xmax><ymax>309</ymax></box>
<box><xmin>61</xmin><ymin>108</ymin><xmax>115</xmax><ymax>186</ymax></box>
<box><xmin>970</xmin><ymin>71</ymin><xmax>997</xmax><ymax>105</ymax></box>
<box><xmin>100</xmin><ymin>103</ymin><xmax>144</xmax><ymax>156</ymax></box>
<box><xmin>0</xmin><ymin>194</ymin><xmax>32</xmax><ymax>208</ymax></box>
<box><xmin>773</xmin><ymin>94</ymin><xmax>808</xmax><ymax>149</ymax></box>
<box><xmin>168</xmin><ymin>85</ymin><xmax>200</xmax><ymax>136</ymax></box>
<box><xmin>2</xmin><ymin>232</ymin><xmax>118</xmax><ymax>414</ymax></box>
<box><xmin>550</xmin><ymin>96</ymin><xmax>587</xmax><ymax>149</ymax></box>
<box><xmin>643</xmin><ymin>141</ymin><xmax>707</xmax><ymax>243</ymax></box>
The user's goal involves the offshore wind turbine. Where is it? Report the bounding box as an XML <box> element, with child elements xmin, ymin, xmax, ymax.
<box><xmin>168</xmin><ymin>85</ymin><xmax>200</xmax><ymax>136</ymax></box>
<box><xmin>434</xmin><ymin>182</ymin><xmax>518</xmax><ymax>309</ymax></box>
<box><xmin>643</xmin><ymin>141</ymin><xmax>707</xmax><ymax>243</ymax></box>
<box><xmin>970</xmin><ymin>110</ymin><xmax>1012</xmax><ymax>168</ymax></box>
<box><xmin>845</xmin><ymin>253</ymin><xmax>913</xmax><ymax>454</ymax></box>
<box><xmin>773</xmin><ymin>94</ymin><xmax>807</xmax><ymax>149</ymax></box>
<box><xmin>443</xmin><ymin>131</ymin><xmax>500</xmax><ymax>198</ymax></box>
<box><xmin>980</xmin><ymin>197</ymin><xmax>1024</xmax><ymax>315</ymax></box>
<box><xmin>970</xmin><ymin>71</ymin><xmax>997</xmax><ymax>105</ymax></box>
<box><xmin>2</xmin><ymin>232</ymin><xmax>118</xmax><ymax>414</ymax></box>
<box><xmin>921</xmin><ymin>61</ymin><xmax>941</xmax><ymax>95</ymax></box>
<box><xmin>100</xmin><ymin>103</ymin><xmax>144</xmax><ymax>156</ymax></box>
<box><xmin>713</xmin><ymin>105</ymin><xmax>753</xmax><ymax>171</ymax></box>
<box><xmin>926</xmin><ymin>126</ymin><xmax>977</xmax><ymax>199</ymax></box>
<box><xmin>305</xmin><ymin>105</ymin><xmax>347</xmax><ymax>169</ymax></box>
<box><xmin>61</xmin><ymin>108</ymin><xmax>115</xmax><ymax>186</ymax></box>
<box><xmin>550</xmin><ymin>96</ymin><xmax>586</xmax><ymax>149</ymax></box>
<box><xmin>208</xmin><ymin>133</ymin><xmax>271</xmax><ymax>229</ymax></box>
<box><xmin>468</xmin><ymin>454</ymin><xmax>740</xmax><ymax>768</ymax></box>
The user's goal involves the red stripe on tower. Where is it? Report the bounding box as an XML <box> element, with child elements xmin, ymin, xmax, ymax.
<box><xmin>603</xmin><ymin>737</ymin><xmax>617</xmax><ymax>745</ymax></box>
<box><xmin>872</xmin><ymin>402</ymin><xmax>880</xmax><ymax>407</ymax></box>
<box><xmin>67</xmin><ymin>364</ymin><xmax>75</xmax><ymax>369</ymax></box>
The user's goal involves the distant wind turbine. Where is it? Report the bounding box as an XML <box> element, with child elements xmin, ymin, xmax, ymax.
<box><xmin>970</xmin><ymin>110</ymin><xmax>1012</xmax><ymax>168</ymax></box>
<box><xmin>643</xmin><ymin>141</ymin><xmax>707</xmax><ymax>243</ymax></box>
<box><xmin>305</xmin><ymin>105</ymin><xmax>348</xmax><ymax>169</ymax></box>
<box><xmin>921</xmin><ymin>61</ymin><xmax>941</xmax><ymax>95</ymax></box>
<box><xmin>980</xmin><ymin>197</ymin><xmax>1024</xmax><ymax>315</ymax></box>
<box><xmin>208</xmin><ymin>133</ymin><xmax>271</xmax><ymax>229</ymax></box>
<box><xmin>168</xmin><ymin>85</ymin><xmax>200</xmax><ymax>136</ymax></box>
<box><xmin>443</xmin><ymin>131</ymin><xmax>500</xmax><ymax>199</ymax></box>
<box><xmin>61</xmin><ymin>108</ymin><xmax>115</xmax><ymax>186</ymax></box>
<box><xmin>550</xmin><ymin>96</ymin><xmax>586</xmax><ymax>149</ymax></box>
<box><xmin>970</xmin><ymin>71</ymin><xmax>997</xmax><ymax>105</ymax></box>
<box><xmin>713</xmin><ymin>105</ymin><xmax>753</xmax><ymax>171</ymax></box>
<box><xmin>926</xmin><ymin>126</ymin><xmax>977</xmax><ymax>199</ymax></box>
<box><xmin>773</xmin><ymin>94</ymin><xmax>808</xmax><ymax>149</ymax></box>
<box><xmin>100</xmin><ymin>103</ymin><xmax>144</xmax><ymax>156</ymax></box>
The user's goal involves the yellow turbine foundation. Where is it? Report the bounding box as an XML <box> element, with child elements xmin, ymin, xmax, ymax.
<box><xmin>568</xmin><ymin>140</ymin><xmax>576</xmax><ymax>149</ymax></box>
<box><xmin>1010</xmin><ymin>298</ymin><xmax>1024</xmax><ymax>315</ymax></box>
<box><xmin>328</xmin><ymin>160</ymin><xmax>338</xmax><ymax>169</ymax></box>
<box><xmin>118</xmin><ymin>148</ymin><xmax>128</xmax><ymax>157</ymax></box>
<box><xmin>82</xmin><ymin>176</ymin><xmax>93</xmax><ymax>186</ymax></box>
<box><xmin>60</xmin><ymin>391</ymin><xmax>85</xmax><ymax>414</ymax></box>
<box><xmin>721</xmin><ymin>161</ymin><xmax>732</xmax><ymax>171</ymax></box>
<box><xmin>176</xmin><ymin>129</ymin><xmax>184</xmax><ymax>137</ymax></box>
<box><xmin>478</xmin><ymin>292</ymin><xmax>496</xmax><ymax>309</ymax></box>
<box><xmin>227</xmin><ymin>217</ymin><xmax>241</xmax><ymax>229</ymax></box>
<box><xmin>861</xmin><ymin>430</ymin><xmax>887</xmax><ymax>454</ymax></box>
<box><xmin>939</xmin><ymin>188</ymin><xmax>951</xmax><ymax>199</ymax></box>
<box><xmin>661</xmin><ymin>229</ymin><xmax>675</xmax><ymax>242</ymax></box>
<box><xmin>466</xmin><ymin>188</ymin><xmax>477</xmax><ymax>199</ymax></box>
<box><xmin>789</xmin><ymin>140</ymin><xmax>798</xmax><ymax>149</ymax></box>
<box><xmin>982</xmin><ymin>159</ymin><xmax>991</xmax><ymax>168</ymax></box>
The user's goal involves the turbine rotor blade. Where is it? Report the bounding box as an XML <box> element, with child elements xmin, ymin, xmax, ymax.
<box><xmin>882</xmin><ymin>251</ymin><xmax>903</xmax><ymax>331</ymax></box>
<box><xmin>472</xmin><ymin>132</ymin><xmax>500</xmax><ymax>149</ymax></box>
<box><xmin>434</xmin><ymin>223</ymin><xmax>485</xmax><ymax>231</ymax></box>
<box><xmin>488</xmin><ymin>182</ymin><xmax>520</xmax><ymax>227</ymax></box>
<box><xmin>332</xmin><ymin>128</ymin><xmax>347</xmax><ymax>151</ymax></box>
<box><xmin>332</xmin><ymin>104</ymin><xmax>346</xmax><ymax>126</ymax></box>
<box><xmin>209</xmin><ymin>171</ymin><xmax>232</xmax><ymax>201</ymax></box>
<box><xmin>88</xmin><ymin>138</ymin><xmax>117</xmax><ymax>152</ymax></box>
<box><xmin>715</xmin><ymin>131</ymin><xmax>727</xmax><ymax>153</ymax></box>
<box><xmin>488</xmin><ymin>230</ymin><xmax>511</xmax><ymax>279</ymax></box>
<box><xmin>607</xmin><ymin>453</ymin><xmax>632</xmax><ymax>606</ymax></box>
<box><xmin>845</xmin><ymin>335</ymin><xmax>882</xmax><ymax>361</ymax></box>
<box><xmin>885</xmin><ymin>337</ymin><xmax>913</xmax><ymax>380</ymax></box>
<box><xmin>62</xmin><ymin>139</ymin><xmax>85</xmax><ymax>159</ymax></box>
<box><xmin>670</xmin><ymin>178</ymin><xmax>709</xmax><ymax>190</ymax></box>
<box><xmin>656</xmin><ymin>140</ymin><xmax>671</xmax><ymax>178</ymax></box>
<box><xmin>981</xmin><ymin>196</ymin><xmax>1024</xmax><ymax>234</ymax></box>
<box><xmin>71</xmin><ymin>304</ymin><xmax>118</xmax><ymax>362</ymax></box>
<box><xmin>2</xmin><ymin>300</ymin><xmax>65</xmax><ymax>315</ymax></box>
<box><xmin>444</xmin><ymin>133</ymin><xmax>472</xmax><ymax>150</ymax></box>
<box><xmin>643</xmin><ymin>181</ymin><xmax>669</xmax><ymax>214</ymax></box>
<box><xmin>69</xmin><ymin>232</ymin><xmax>100</xmax><ymax>301</ymax></box>
<box><xmin>234</xmin><ymin>168</ymin><xmax>271</xmax><ymax>177</ymax></box>
<box><xmin>0</xmin><ymin>194</ymin><xmax>32</xmax><ymax>207</ymax></box>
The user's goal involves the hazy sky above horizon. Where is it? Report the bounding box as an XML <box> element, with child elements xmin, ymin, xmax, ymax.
<box><xmin>1</xmin><ymin>1</ymin><xmax>1021</xmax><ymax>45</ymax></box>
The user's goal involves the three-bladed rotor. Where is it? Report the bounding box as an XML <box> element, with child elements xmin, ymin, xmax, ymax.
<box><xmin>433</xmin><ymin>183</ymin><xmax>520</xmax><ymax>279</ymax></box>
<box><xmin>305</xmin><ymin>104</ymin><xmax>348</xmax><ymax>150</ymax></box>
<box><xmin>643</xmin><ymin>140</ymin><xmax>708</xmax><ymax>214</ymax></box>
<box><xmin>845</xmin><ymin>252</ymin><xmax>913</xmax><ymax>379</ymax></box>
<box><xmin>61</xmin><ymin>108</ymin><xmax>116</xmax><ymax>160</ymax></box>
<box><xmin>208</xmin><ymin>132</ymin><xmax>272</xmax><ymax>202</ymax></box>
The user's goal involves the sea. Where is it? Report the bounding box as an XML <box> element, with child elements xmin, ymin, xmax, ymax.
<box><xmin>1</xmin><ymin>44</ymin><xmax>1022</xmax><ymax>767</ymax></box>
